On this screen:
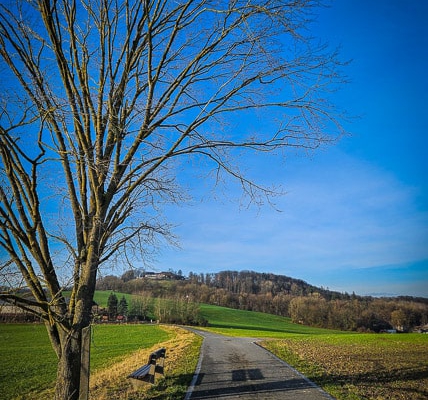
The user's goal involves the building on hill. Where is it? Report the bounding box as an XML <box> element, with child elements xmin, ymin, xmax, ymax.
<box><xmin>142</xmin><ymin>271</ymin><xmax>184</xmax><ymax>280</ymax></box>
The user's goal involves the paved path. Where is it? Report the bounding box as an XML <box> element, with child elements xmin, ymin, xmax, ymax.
<box><xmin>185</xmin><ymin>330</ymin><xmax>335</xmax><ymax>400</ymax></box>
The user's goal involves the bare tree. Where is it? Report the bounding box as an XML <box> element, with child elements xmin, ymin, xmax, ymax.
<box><xmin>0</xmin><ymin>0</ymin><xmax>346</xmax><ymax>398</ymax></box>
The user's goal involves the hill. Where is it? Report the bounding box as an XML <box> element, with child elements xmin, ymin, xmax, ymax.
<box><xmin>96</xmin><ymin>269</ymin><xmax>428</xmax><ymax>333</ymax></box>
<box><xmin>199</xmin><ymin>304</ymin><xmax>343</xmax><ymax>337</ymax></box>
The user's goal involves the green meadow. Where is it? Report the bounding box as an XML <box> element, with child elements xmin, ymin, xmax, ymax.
<box><xmin>63</xmin><ymin>290</ymin><xmax>134</xmax><ymax>308</ymax></box>
<box><xmin>199</xmin><ymin>304</ymin><xmax>343</xmax><ymax>336</ymax></box>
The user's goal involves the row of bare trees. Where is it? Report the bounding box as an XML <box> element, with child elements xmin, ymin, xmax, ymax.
<box><xmin>288</xmin><ymin>295</ymin><xmax>428</xmax><ymax>332</ymax></box>
<box><xmin>92</xmin><ymin>293</ymin><xmax>206</xmax><ymax>325</ymax></box>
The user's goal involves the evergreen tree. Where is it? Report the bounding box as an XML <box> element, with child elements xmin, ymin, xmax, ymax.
<box><xmin>118</xmin><ymin>296</ymin><xmax>128</xmax><ymax>316</ymax></box>
<box><xmin>129</xmin><ymin>296</ymin><xmax>151</xmax><ymax>321</ymax></box>
<box><xmin>107</xmin><ymin>293</ymin><xmax>118</xmax><ymax>320</ymax></box>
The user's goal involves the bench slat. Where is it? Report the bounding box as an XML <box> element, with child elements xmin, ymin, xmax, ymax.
<box><xmin>128</xmin><ymin>364</ymin><xmax>151</xmax><ymax>379</ymax></box>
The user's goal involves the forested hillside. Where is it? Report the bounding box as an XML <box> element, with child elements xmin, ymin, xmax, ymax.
<box><xmin>96</xmin><ymin>270</ymin><xmax>428</xmax><ymax>332</ymax></box>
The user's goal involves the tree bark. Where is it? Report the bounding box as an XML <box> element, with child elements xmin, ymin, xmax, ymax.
<box><xmin>55</xmin><ymin>327</ymin><xmax>83</xmax><ymax>400</ymax></box>
<box><xmin>52</xmin><ymin>271</ymin><xmax>95</xmax><ymax>399</ymax></box>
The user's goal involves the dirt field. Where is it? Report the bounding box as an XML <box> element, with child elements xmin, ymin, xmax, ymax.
<box><xmin>261</xmin><ymin>333</ymin><xmax>428</xmax><ymax>400</ymax></box>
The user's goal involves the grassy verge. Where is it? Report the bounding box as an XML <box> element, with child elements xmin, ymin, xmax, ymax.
<box><xmin>261</xmin><ymin>333</ymin><xmax>428</xmax><ymax>400</ymax></box>
<box><xmin>88</xmin><ymin>326</ymin><xmax>202</xmax><ymax>400</ymax></box>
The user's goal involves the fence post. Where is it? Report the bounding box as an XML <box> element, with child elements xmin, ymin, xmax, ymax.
<box><xmin>79</xmin><ymin>325</ymin><xmax>91</xmax><ymax>400</ymax></box>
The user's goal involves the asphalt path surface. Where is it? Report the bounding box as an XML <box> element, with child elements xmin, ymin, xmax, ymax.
<box><xmin>185</xmin><ymin>329</ymin><xmax>335</xmax><ymax>400</ymax></box>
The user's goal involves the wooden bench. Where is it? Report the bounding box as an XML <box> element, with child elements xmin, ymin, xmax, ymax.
<box><xmin>128</xmin><ymin>348</ymin><xmax>166</xmax><ymax>384</ymax></box>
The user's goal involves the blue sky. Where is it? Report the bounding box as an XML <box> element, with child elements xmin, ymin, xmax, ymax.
<box><xmin>144</xmin><ymin>0</ymin><xmax>428</xmax><ymax>297</ymax></box>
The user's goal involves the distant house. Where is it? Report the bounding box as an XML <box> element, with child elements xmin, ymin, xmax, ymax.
<box><xmin>142</xmin><ymin>271</ymin><xmax>184</xmax><ymax>280</ymax></box>
<box><xmin>143</xmin><ymin>271</ymin><xmax>162</xmax><ymax>279</ymax></box>
<box><xmin>116</xmin><ymin>315</ymin><xmax>127</xmax><ymax>323</ymax></box>
<box><xmin>414</xmin><ymin>324</ymin><xmax>428</xmax><ymax>334</ymax></box>
<box><xmin>0</xmin><ymin>303</ymin><xmax>40</xmax><ymax>323</ymax></box>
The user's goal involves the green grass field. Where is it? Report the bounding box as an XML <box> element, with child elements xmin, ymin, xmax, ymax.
<box><xmin>63</xmin><ymin>290</ymin><xmax>134</xmax><ymax>308</ymax></box>
<box><xmin>0</xmin><ymin>324</ymin><xmax>57</xmax><ymax>400</ymax></box>
<box><xmin>200</xmin><ymin>304</ymin><xmax>343</xmax><ymax>336</ymax></box>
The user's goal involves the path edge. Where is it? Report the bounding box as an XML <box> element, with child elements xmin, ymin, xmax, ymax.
<box><xmin>184</xmin><ymin>330</ymin><xmax>205</xmax><ymax>400</ymax></box>
<box><xmin>253</xmin><ymin>341</ymin><xmax>336</xmax><ymax>400</ymax></box>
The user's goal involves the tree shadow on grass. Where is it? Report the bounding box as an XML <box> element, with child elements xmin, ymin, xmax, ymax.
<box><xmin>137</xmin><ymin>373</ymin><xmax>195</xmax><ymax>400</ymax></box>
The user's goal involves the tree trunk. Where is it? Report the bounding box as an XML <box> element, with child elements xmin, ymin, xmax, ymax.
<box><xmin>54</xmin><ymin>328</ymin><xmax>83</xmax><ymax>400</ymax></box>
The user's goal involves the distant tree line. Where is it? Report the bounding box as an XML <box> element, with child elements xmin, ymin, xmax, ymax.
<box><xmin>96</xmin><ymin>270</ymin><xmax>428</xmax><ymax>332</ymax></box>
<box><xmin>288</xmin><ymin>294</ymin><xmax>427</xmax><ymax>332</ymax></box>
<box><xmin>94</xmin><ymin>291</ymin><xmax>206</xmax><ymax>326</ymax></box>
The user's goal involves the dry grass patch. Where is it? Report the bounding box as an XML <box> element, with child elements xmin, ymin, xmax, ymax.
<box><xmin>89</xmin><ymin>325</ymin><xmax>201</xmax><ymax>400</ymax></box>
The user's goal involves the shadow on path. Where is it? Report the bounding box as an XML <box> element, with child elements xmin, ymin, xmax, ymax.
<box><xmin>185</xmin><ymin>329</ymin><xmax>334</xmax><ymax>400</ymax></box>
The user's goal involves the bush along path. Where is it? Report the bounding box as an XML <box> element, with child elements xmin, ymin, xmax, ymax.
<box><xmin>185</xmin><ymin>329</ymin><xmax>334</xmax><ymax>400</ymax></box>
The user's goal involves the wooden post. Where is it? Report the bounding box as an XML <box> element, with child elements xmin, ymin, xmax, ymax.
<box><xmin>79</xmin><ymin>326</ymin><xmax>91</xmax><ymax>400</ymax></box>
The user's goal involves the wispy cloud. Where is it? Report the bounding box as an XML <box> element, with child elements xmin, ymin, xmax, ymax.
<box><xmin>153</xmin><ymin>150</ymin><xmax>428</xmax><ymax>296</ymax></box>
<box><xmin>147</xmin><ymin>1</ymin><xmax>428</xmax><ymax>298</ymax></box>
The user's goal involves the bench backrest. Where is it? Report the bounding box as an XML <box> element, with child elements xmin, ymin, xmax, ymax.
<box><xmin>128</xmin><ymin>348</ymin><xmax>167</xmax><ymax>384</ymax></box>
<box><xmin>148</xmin><ymin>348</ymin><xmax>166</xmax><ymax>375</ymax></box>
<box><xmin>149</xmin><ymin>348</ymin><xmax>166</xmax><ymax>362</ymax></box>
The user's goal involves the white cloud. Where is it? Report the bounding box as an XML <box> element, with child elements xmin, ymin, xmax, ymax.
<box><xmin>154</xmin><ymin>150</ymin><xmax>428</xmax><ymax>295</ymax></box>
